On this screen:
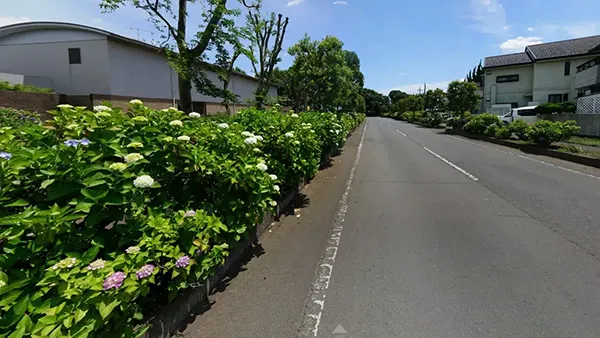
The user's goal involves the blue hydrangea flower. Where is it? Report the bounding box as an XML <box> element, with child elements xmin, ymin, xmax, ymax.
<box><xmin>79</xmin><ymin>138</ymin><xmax>91</xmax><ymax>146</ymax></box>
<box><xmin>0</xmin><ymin>152</ymin><xmax>11</xmax><ymax>160</ymax></box>
<box><xmin>64</xmin><ymin>139</ymin><xmax>80</xmax><ymax>147</ymax></box>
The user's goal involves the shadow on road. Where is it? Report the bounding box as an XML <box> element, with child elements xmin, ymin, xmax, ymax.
<box><xmin>279</xmin><ymin>192</ymin><xmax>310</xmax><ymax>218</ymax></box>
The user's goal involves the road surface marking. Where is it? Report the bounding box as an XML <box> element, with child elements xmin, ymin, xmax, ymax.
<box><xmin>396</xmin><ymin>130</ymin><xmax>407</xmax><ymax>137</ymax></box>
<box><xmin>423</xmin><ymin>146</ymin><xmax>479</xmax><ymax>181</ymax></box>
<box><xmin>446</xmin><ymin>135</ymin><xmax>600</xmax><ymax>181</ymax></box>
<box><xmin>296</xmin><ymin>120</ymin><xmax>367</xmax><ymax>337</ymax></box>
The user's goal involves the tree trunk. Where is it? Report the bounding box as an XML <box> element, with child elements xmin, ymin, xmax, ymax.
<box><xmin>178</xmin><ymin>77</ymin><xmax>193</xmax><ymax>113</ymax></box>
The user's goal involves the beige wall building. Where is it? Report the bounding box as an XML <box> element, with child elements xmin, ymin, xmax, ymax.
<box><xmin>483</xmin><ymin>35</ymin><xmax>600</xmax><ymax>112</ymax></box>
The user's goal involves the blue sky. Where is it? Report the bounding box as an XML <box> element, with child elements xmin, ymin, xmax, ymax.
<box><xmin>2</xmin><ymin>0</ymin><xmax>600</xmax><ymax>95</ymax></box>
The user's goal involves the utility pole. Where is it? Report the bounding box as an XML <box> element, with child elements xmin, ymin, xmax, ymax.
<box><xmin>423</xmin><ymin>82</ymin><xmax>427</xmax><ymax>112</ymax></box>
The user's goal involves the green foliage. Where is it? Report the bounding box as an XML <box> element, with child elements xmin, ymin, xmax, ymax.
<box><xmin>388</xmin><ymin>90</ymin><xmax>409</xmax><ymax>104</ymax></box>
<box><xmin>0</xmin><ymin>81</ymin><xmax>53</xmax><ymax>93</ymax></box>
<box><xmin>423</xmin><ymin>112</ymin><xmax>443</xmax><ymax>127</ymax></box>
<box><xmin>394</xmin><ymin>95</ymin><xmax>423</xmax><ymax>114</ymax></box>
<box><xmin>561</xmin><ymin>102</ymin><xmax>577</xmax><ymax>113</ymax></box>
<box><xmin>527</xmin><ymin>119</ymin><xmax>581</xmax><ymax>146</ymax></box>
<box><xmin>0</xmin><ymin>108</ymin><xmax>41</xmax><ymax>127</ymax></box>
<box><xmin>534</xmin><ymin>102</ymin><xmax>577</xmax><ymax>115</ymax></box>
<box><xmin>0</xmin><ymin>102</ymin><xmax>365</xmax><ymax>337</ymax></box>
<box><xmin>400</xmin><ymin>112</ymin><xmax>412</xmax><ymax>121</ymax></box>
<box><xmin>484</xmin><ymin>124</ymin><xmax>499</xmax><ymax>137</ymax></box>
<box><xmin>495</xmin><ymin>126</ymin><xmax>511</xmax><ymax>139</ymax></box>
<box><xmin>424</xmin><ymin>88</ymin><xmax>447</xmax><ymax>111</ymax></box>
<box><xmin>360</xmin><ymin>88</ymin><xmax>390</xmax><ymax>116</ymax></box>
<box><xmin>508</xmin><ymin>119</ymin><xmax>531</xmax><ymax>140</ymax></box>
<box><xmin>447</xmin><ymin>80</ymin><xmax>480</xmax><ymax>116</ymax></box>
<box><xmin>462</xmin><ymin>113</ymin><xmax>501</xmax><ymax>134</ymax></box>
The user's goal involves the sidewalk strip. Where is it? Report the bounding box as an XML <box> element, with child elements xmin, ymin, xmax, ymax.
<box><xmin>423</xmin><ymin>146</ymin><xmax>479</xmax><ymax>181</ymax></box>
<box><xmin>296</xmin><ymin>121</ymin><xmax>368</xmax><ymax>337</ymax></box>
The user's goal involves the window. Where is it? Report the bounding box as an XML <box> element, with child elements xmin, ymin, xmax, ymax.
<box><xmin>564</xmin><ymin>61</ymin><xmax>571</xmax><ymax>76</ymax></box>
<box><xmin>517</xmin><ymin>109</ymin><xmax>537</xmax><ymax>116</ymax></box>
<box><xmin>563</xmin><ymin>93</ymin><xmax>569</xmax><ymax>102</ymax></box>
<box><xmin>496</xmin><ymin>74</ymin><xmax>519</xmax><ymax>83</ymax></box>
<box><xmin>548</xmin><ymin>94</ymin><xmax>564</xmax><ymax>103</ymax></box>
<box><xmin>68</xmin><ymin>48</ymin><xmax>81</xmax><ymax>64</ymax></box>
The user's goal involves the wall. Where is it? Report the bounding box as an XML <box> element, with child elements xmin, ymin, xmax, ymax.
<box><xmin>532</xmin><ymin>56</ymin><xmax>594</xmax><ymax>103</ymax></box>
<box><xmin>0</xmin><ymin>29</ymin><xmax>111</xmax><ymax>95</ymax></box>
<box><xmin>549</xmin><ymin>113</ymin><xmax>600</xmax><ymax>137</ymax></box>
<box><xmin>484</xmin><ymin>64</ymin><xmax>533</xmax><ymax>111</ymax></box>
<box><xmin>0</xmin><ymin>90</ymin><xmax>60</xmax><ymax>119</ymax></box>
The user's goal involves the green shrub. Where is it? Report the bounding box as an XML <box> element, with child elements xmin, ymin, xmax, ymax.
<box><xmin>400</xmin><ymin>112</ymin><xmax>411</xmax><ymax>121</ymax></box>
<box><xmin>508</xmin><ymin>120</ymin><xmax>530</xmax><ymax>140</ymax></box>
<box><xmin>462</xmin><ymin>113</ymin><xmax>501</xmax><ymax>134</ymax></box>
<box><xmin>527</xmin><ymin>119</ymin><xmax>581</xmax><ymax>146</ymax></box>
<box><xmin>0</xmin><ymin>107</ymin><xmax>41</xmax><ymax>127</ymax></box>
<box><xmin>495</xmin><ymin>126</ymin><xmax>511</xmax><ymax>139</ymax></box>
<box><xmin>0</xmin><ymin>102</ymin><xmax>364</xmax><ymax>337</ymax></box>
<box><xmin>484</xmin><ymin>124</ymin><xmax>499</xmax><ymax>137</ymax></box>
<box><xmin>560</xmin><ymin>102</ymin><xmax>577</xmax><ymax>113</ymax></box>
<box><xmin>424</xmin><ymin>112</ymin><xmax>443</xmax><ymax>127</ymax></box>
<box><xmin>535</xmin><ymin>102</ymin><xmax>576</xmax><ymax>115</ymax></box>
<box><xmin>0</xmin><ymin>80</ymin><xmax>53</xmax><ymax>93</ymax></box>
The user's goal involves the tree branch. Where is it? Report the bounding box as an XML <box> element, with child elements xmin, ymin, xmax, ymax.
<box><xmin>144</xmin><ymin>0</ymin><xmax>179</xmax><ymax>42</ymax></box>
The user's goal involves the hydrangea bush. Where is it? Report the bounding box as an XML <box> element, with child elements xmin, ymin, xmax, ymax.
<box><xmin>0</xmin><ymin>101</ymin><xmax>365</xmax><ymax>337</ymax></box>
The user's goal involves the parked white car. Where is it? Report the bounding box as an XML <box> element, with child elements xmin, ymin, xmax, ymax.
<box><xmin>500</xmin><ymin>106</ymin><xmax>538</xmax><ymax>125</ymax></box>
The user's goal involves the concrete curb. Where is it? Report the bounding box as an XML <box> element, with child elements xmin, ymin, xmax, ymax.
<box><xmin>142</xmin><ymin>124</ymin><xmax>362</xmax><ymax>338</ymax></box>
<box><xmin>444</xmin><ymin>129</ymin><xmax>600</xmax><ymax>169</ymax></box>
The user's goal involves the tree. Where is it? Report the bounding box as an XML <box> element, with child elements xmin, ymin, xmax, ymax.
<box><xmin>245</xmin><ymin>4</ymin><xmax>289</xmax><ymax>108</ymax></box>
<box><xmin>446</xmin><ymin>80</ymin><xmax>479</xmax><ymax>117</ymax></box>
<box><xmin>100</xmin><ymin>0</ymin><xmax>259</xmax><ymax>112</ymax></box>
<box><xmin>234</xmin><ymin>66</ymin><xmax>247</xmax><ymax>74</ymax></box>
<box><xmin>287</xmin><ymin>35</ymin><xmax>355</xmax><ymax>112</ymax></box>
<box><xmin>361</xmin><ymin>88</ymin><xmax>390</xmax><ymax>116</ymax></box>
<box><xmin>424</xmin><ymin>88</ymin><xmax>446</xmax><ymax>111</ymax></box>
<box><xmin>344</xmin><ymin>51</ymin><xmax>365</xmax><ymax>88</ymax></box>
<box><xmin>389</xmin><ymin>90</ymin><xmax>409</xmax><ymax>104</ymax></box>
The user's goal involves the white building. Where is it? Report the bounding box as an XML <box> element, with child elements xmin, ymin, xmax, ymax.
<box><xmin>483</xmin><ymin>35</ymin><xmax>600</xmax><ymax>112</ymax></box>
<box><xmin>0</xmin><ymin>21</ymin><xmax>276</xmax><ymax>114</ymax></box>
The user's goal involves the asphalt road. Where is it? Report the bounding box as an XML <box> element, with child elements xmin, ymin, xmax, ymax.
<box><xmin>182</xmin><ymin>117</ymin><xmax>600</xmax><ymax>338</ymax></box>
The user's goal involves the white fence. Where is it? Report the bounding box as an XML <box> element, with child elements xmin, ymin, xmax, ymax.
<box><xmin>577</xmin><ymin>93</ymin><xmax>600</xmax><ymax>114</ymax></box>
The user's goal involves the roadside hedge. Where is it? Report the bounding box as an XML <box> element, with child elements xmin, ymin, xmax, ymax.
<box><xmin>0</xmin><ymin>102</ymin><xmax>364</xmax><ymax>337</ymax></box>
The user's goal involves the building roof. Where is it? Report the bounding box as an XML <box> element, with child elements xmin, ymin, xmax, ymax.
<box><xmin>0</xmin><ymin>21</ymin><xmax>260</xmax><ymax>83</ymax></box>
<box><xmin>484</xmin><ymin>52</ymin><xmax>532</xmax><ymax>68</ymax></box>
<box><xmin>525</xmin><ymin>35</ymin><xmax>600</xmax><ymax>60</ymax></box>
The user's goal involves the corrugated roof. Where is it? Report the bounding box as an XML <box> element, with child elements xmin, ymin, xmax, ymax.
<box><xmin>525</xmin><ymin>35</ymin><xmax>600</xmax><ymax>60</ymax></box>
<box><xmin>484</xmin><ymin>52</ymin><xmax>532</xmax><ymax>68</ymax></box>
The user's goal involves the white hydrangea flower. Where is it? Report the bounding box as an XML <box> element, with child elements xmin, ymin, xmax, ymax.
<box><xmin>126</xmin><ymin>246</ymin><xmax>141</xmax><ymax>254</ymax></box>
<box><xmin>57</xmin><ymin>104</ymin><xmax>73</xmax><ymax>109</ymax></box>
<box><xmin>95</xmin><ymin>111</ymin><xmax>111</xmax><ymax>118</ymax></box>
<box><xmin>241</xmin><ymin>131</ymin><xmax>254</xmax><ymax>137</ymax></box>
<box><xmin>218</xmin><ymin>123</ymin><xmax>229</xmax><ymax>129</ymax></box>
<box><xmin>244</xmin><ymin>137</ymin><xmax>258</xmax><ymax>145</ymax></box>
<box><xmin>87</xmin><ymin>259</ymin><xmax>106</xmax><ymax>271</ymax></box>
<box><xmin>273</xmin><ymin>185</ymin><xmax>280</xmax><ymax>192</ymax></box>
<box><xmin>269</xmin><ymin>174</ymin><xmax>278</xmax><ymax>180</ymax></box>
<box><xmin>132</xmin><ymin>116</ymin><xmax>148</xmax><ymax>123</ymax></box>
<box><xmin>255</xmin><ymin>135</ymin><xmax>264</xmax><ymax>141</ymax></box>
<box><xmin>284</xmin><ymin>132</ymin><xmax>294</xmax><ymax>138</ymax></box>
<box><xmin>177</xmin><ymin>135</ymin><xmax>190</xmax><ymax>141</ymax></box>
<box><xmin>168</xmin><ymin>107</ymin><xmax>179</xmax><ymax>113</ymax></box>
<box><xmin>291</xmin><ymin>113</ymin><xmax>299</xmax><ymax>118</ymax></box>
<box><xmin>169</xmin><ymin>120</ymin><xmax>183</xmax><ymax>127</ymax></box>
<box><xmin>127</xmin><ymin>142</ymin><xmax>143</xmax><ymax>148</ymax></box>
<box><xmin>124</xmin><ymin>153</ymin><xmax>144</xmax><ymax>163</ymax></box>
<box><xmin>134</xmin><ymin>175</ymin><xmax>154</xmax><ymax>188</ymax></box>
<box><xmin>94</xmin><ymin>105</ymin><xmax>111</xmax><ymax>112</ymax></box>
<box><xmin>256</xmin><ymin>162</ymin><xmax>268</xmax><ymax>171</ymax></box>
<box><xmin>109</xmin><ymin>163</ymin><xmax>127</xmax><ymax>171</ymax></box>
<box><xmin>189</xmin><ymin>112</ymin><xmax>201</xmax><ymax>118</ymax></box>
<box><xmin>269</xmin><ymin>200</ymin><xmax>278</xmax><ymax>207</ymax></box>
<box><xmin>129</xmin><ymin>99</ymin><xmax>143</xmax><ymax>106</ymax></box>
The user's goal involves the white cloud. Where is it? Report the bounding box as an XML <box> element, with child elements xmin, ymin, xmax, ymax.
<box><xmin>381</xmin><ymin>80</ymin><xmax>459</xmax><ymax>95</ymax></box>
<box><xmin>499</xmin><ymin>36</ymin><xmax>543</xmax><ymax>52</ymax></box>
<box><xmin>467</xmin><ymin>0</ymin><xmax>508</xmax><ymax>35</ymax></box>
<box><xmin>333</xmin><ymin>1</ymin><xmax>349</xmax><ymax>5</ymax></box>
<box><xmin>0</xmin><ymin>16</ymin><xmax>31</xmax><ymax>27</ymax></box>
<box><xmin>563</xmin><ymin>22</ymin><xmax>600</xmax><ymax>38</ymax></box>
<box><xmin>287</xmin><ymin>0</ymin><xmax>304</xmax><ymax>6</ymax></box>
<box><xmin>527</xmin><ymin>27</ymin><xmax>534</xmax><ymax>32</ymax></box>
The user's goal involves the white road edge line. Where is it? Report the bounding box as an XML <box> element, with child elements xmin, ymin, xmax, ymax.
<box><xmin>396</xmin><ymin>130</ymin><xmax>407</xmax><ymax>137</ymax></box>
<box><xmin>296</xmin><ymin>120</ymin><xmax>368</xmax><ymax>337</ymax></box>
<box><xmin>446</xmin><ymin>134</ymin><xmax>600</xmax><ymax>181</ymax></box>
<box><xmin>423</xmin><ymin>146</ymin><xmax>479</xmax><ymax>181</ymax></box>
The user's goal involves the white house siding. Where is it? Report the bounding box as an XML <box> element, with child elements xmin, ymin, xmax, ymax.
<box><xmin>0</xmin><ymin>29</ymin><xmax>111</xmax><ymax>95</ymax></box>
<box><xmin>484</xmin><ymin>64</ymin><xmax>533</xmax><ymax>111</ymax></box>
<box><xmin>532</xmin><ymin>56</ymin><xmax>594</xmax><ymax>103</ymax></box>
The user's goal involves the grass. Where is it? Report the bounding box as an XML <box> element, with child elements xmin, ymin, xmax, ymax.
<box><xmin>566</xmin><ymin>136</ymin><xmax>600</xmax><ymax>147</ymax></box>
<box><xmin>0</xmin><ymin>81</ymin><xmax>53</xmax><ymax>93</ymax></box>
<box><xmin>557</xmin><ymin>144</ymin><xmax>600</xmax><ymax>158</ymax></box>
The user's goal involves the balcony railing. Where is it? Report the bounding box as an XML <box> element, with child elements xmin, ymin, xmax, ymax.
<box><xmin>575</xmin><ymin>64</ymin><xmax>600</xmax><ymax>89</ymax></box>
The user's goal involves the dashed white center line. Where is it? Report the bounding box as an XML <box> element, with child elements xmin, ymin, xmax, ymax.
<box><xmin>396</xmin><ymin>130</ymin><xmax>407</xmax><ymax>137</ymax></box>
<box><xmin>446</xmin><ymin>135</ymin><xmax>600</xmax><ymax>181</ymax></box>
<box><xmin>423</xmin><ymin>146</ymin><xmax>479</xmax><ymax>181</ymax></box>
